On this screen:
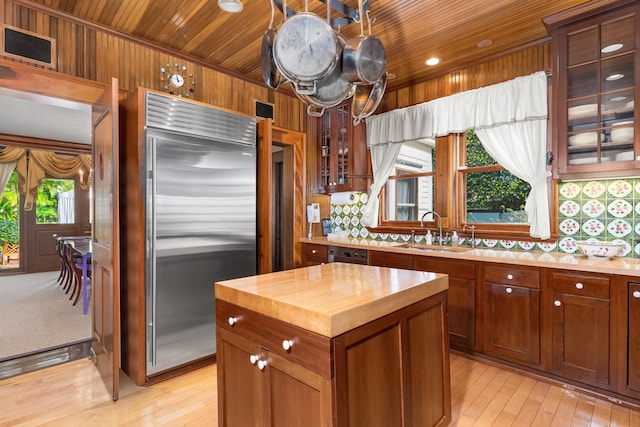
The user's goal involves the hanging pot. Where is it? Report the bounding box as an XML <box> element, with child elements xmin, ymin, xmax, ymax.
<box><xmin>298</xmin><ymin>32</ymin><xmax>355</xmax><ymax>117</ymax></box>
<box><xmin>261</xmin><ymin>0</ymin><xmax>282</xmax><ymax>90</ymax></box>
<box><xmin>342</xmin><ymin>1</ymin><xmax>386</xmax><ymax>84</ymax></box>
<box><xmin>351</xmin><ymin>72</ymin><xmax>387</xmax><ymax>125</ymax></box>
<box><xmin>273</xmin><ymin>0</ymin><xmax>339</xmax><ymax>95</ymax></box>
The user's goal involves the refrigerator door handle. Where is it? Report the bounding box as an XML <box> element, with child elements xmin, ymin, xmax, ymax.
<box><xmin>146</xmin><ymin>137</ymin><xmax>158</xmax><ymax>368</ymax></box>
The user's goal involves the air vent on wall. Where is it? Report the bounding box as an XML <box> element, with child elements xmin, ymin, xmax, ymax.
<box><xmin>255</xmin><ymin>100</ymin><xmax>274</xmax><ymax>122</ymax></box>
<box><xmin>1</xmin><ymin>25</ymin><xmax>56</xmax><ymax>69</ymax></box>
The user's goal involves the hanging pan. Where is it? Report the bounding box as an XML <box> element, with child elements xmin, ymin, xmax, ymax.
<box><xmin>351</xmin><ymin>71</ymin><xmax>387</xmax><ymax>125</ymax></box>
<box><xmin>261</xmin><ymin>0</ymin><xmax>282</xmax><ymax>89</ymax></box>
<box><xmin>342</xmin><ymin>2</ymin><xmax>386</xmax><ymax>84</ymax></box>
<box><xmin>273</xmin><ymin>0</ymin><xmax>339</xmax><ymax>95</ymax></box>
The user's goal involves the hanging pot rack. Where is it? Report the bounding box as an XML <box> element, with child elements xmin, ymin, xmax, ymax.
<box><xmin>273</xmin><ymin>0</ymin><xmax>370</xmax><ymax>29</ymax></box>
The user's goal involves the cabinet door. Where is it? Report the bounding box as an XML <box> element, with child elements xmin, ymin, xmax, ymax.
<box><xmin>414</xmin><ymin>256</ymin><xmax>475</xmax><ymax>351</ymax></box>
<box><xmin>318</xmin><ymin>103</ymin><xmax>368</xmax><ymax>193</ymax></box>
<box><xmin>551</xmin><ymin>292</ymin><xmax>610</xmax><ymax>387</ymax></box>
<box><xmin>483</xmin><ymin>283</ymin><xmax>540</xmax><ymax>366</ymax></box>
<box><xmin>628</xmin><ymin>283</ymin><xmax>640</xmax><ymax>392</ymax></box>
<box><xmin>263</xmin><ymin>351</ymin><xmax>333</xmax><ymax>427</ymax></box>
<box><xmin>216</xmin><ymin>327</ymin><xmax>263</xmax><ymax>426</ymax></box>
<box><xmin>548</xmin><ymin>4</ymin><xmax>640</xmax><ymax>179</ymax></box>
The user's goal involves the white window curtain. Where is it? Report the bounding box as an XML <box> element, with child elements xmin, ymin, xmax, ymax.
<box><xmin>360</xmin><ymin>142</ymin><xmax>402</xmax><ymax>227</ymax></box>
<box><xmin>0</xmin><ymin>161</ymin><xmax>17</xmax><ymax>196</ymax></box>
<box><xmin>362</xmin><ymin>71</ymin><xmax>549</xmax><ymax>238</ymax></box>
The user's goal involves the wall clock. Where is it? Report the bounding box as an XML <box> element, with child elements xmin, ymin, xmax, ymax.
<box><xmin>159</xmin><ymin>62</ymin><xmax>196</xmax><ymax>97</ymax></box>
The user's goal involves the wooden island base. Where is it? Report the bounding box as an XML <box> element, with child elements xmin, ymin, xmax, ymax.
<box><xmin>215</xmin><ymin>263</ymin><xmax>451</xmax><ymax>426</ymax></box>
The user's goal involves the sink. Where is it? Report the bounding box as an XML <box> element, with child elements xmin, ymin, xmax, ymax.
<box><xmin>393</xmin><ymin>243</ymin><xmax>473</xmax><ymax>253</ymax></box>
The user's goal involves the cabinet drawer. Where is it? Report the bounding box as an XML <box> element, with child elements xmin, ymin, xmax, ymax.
<box><xmin>550</xmin><ymin>272</ymin><xmax>609</xmax><ymax>299</ymax></box>
<box><xmin>483</xmin><ymin>264</ymin><xmax>539</xmax><ymax>289</ymax></box>
<box><xmin>216</xmin><ymin>299</ymin><xmax>332</xmax><ymax>378</ymax></box>
<box><xmin>302</xmin><ymin>243</ymin><xmax>327</xmax><ymax>260</ymax></box>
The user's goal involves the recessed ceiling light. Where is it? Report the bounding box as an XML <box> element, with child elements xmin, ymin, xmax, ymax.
<box><xmin>601</xmin><ymin>43</ymin><xmax>623</xmax><ymax>53</ymax></box>
<box><xmin>218</xmin><ymin>0</ymin><xmax>243</xmax><ymax>13</ymax></box>
<box><xmin>606</xmin><ymin>73</ymin><xmax>624</xmax><ymax>81</ymax></box>
<box><xmin>477</xmin><ymin>39</ymin><xmax>493</xmax><ymax>48</ymax></box>
<box><xmin>425</xmin><ymin>57</ymin><xmax>441</xmax><ymax>66</ymax></box>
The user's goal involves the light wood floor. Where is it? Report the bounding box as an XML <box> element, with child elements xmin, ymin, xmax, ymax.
<box><xmin>1</xmin><ymin>353</ymin><xmax>639</xmax><ymax>426</ymax></box>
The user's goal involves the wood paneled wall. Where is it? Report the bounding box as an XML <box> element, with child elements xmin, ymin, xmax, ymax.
<box><xmin>0</xmin><ymin>0</ymin><xmax>307</xmax><ymax>133</ymax></box>
<box><xmin>382</xmin><ymin>44</ymin><xmax>551</xmax><ymax>111</ymax></box>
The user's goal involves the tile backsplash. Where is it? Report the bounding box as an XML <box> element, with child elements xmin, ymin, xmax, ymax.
<box><xmin>329</xmin><ymin>177</ymin><xmax>640</xmax><ymax>258</ymax></box>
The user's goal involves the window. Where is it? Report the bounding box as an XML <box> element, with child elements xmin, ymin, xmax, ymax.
<box><xmin>383</xmin><ymin>139</ymin><xmax>436</xmax><ymax>223</ymax></box>
<box><xmin>36</xmin><ymin>178</ymin><xmax>75</xmax><ymax>224</ymax></box>
<box><xmin>460</xmin><ymin>130</ymin><xmax>530</xmax><ymax>225</ymax></box>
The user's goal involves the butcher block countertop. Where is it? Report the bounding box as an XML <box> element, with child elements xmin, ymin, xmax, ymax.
<box><xmin>301</xmin><ymin>237</ymin><xmax>640</xmax><ymax>277</ymax></box>
<box><xmin>215</xmin><ymin>263</ymin><xmax>448</xmax><ymax>338</ymax></box>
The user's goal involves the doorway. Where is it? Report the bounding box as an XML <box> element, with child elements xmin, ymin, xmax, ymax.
<box><xmin>271</xmin><ymin>145</ymin><xmax>295</xmax><ymax>272</ymax></box>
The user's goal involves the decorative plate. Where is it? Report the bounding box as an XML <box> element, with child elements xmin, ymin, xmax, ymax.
<box><xmin>559</xmin><ymin>218</ymin><xmax>580</xmax><ymax>235</ymax></box>
<box><xmin>581</xmin><ymin>200</ymin><xmax>606</xmax><ymax>218</ymax></box>
<box><xmin>559</xmin><ymin>200</ymin><xmax>580</xmax><ymax>217</ymax></box>
<box><xmin>559</xmin><ymin>182</ymin><xmax>581</xmax><ymax>199</ymax></box>
<box><xmin>582</xmin><ymin>181</ymin><xmax>606</xmax><ymax>198</ymax></box>
<box><xmin>607</xmin><ymin>219</ymin><xmax>632</xmax><ymax>237</ymax></box>
<box><xmin>607</xmin><ymin>199</ymin><xmax>633</xmax><ymax>218</ymax></box>
<box><xmin>582</xmin><ymin>219</ymin><xmax>605</xmax><ymax>236</ymax></box>
<box><xmin>608</xmin><ymin>180</ymin><xmax>632</xmax><ymax>198</ymax></box>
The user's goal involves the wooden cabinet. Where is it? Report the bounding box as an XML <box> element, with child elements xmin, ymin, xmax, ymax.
<box><xmin>301</xmin><ymin>242</ymin><xmax>328</xmax><ymax>266</ymax></box>
<box><xmin>216</xmin><ymin>293</ymin><xmax>451</xmax><ymax>426</ymax></box>
<box><xmin>216</xmin><ymin>299</ymin><xmax>332</xmax><ymax>426</ymax></box>
<box><xmin>414</xmin><ymin>256</ymin><xmax>476</xmax><ymax>352</ymax></box>
<box><xmin>546</xmin><ymin>270</ymin><xmax>611</xmax><ymax>389</ymax></box>
<box><xmin>480</xmin><ymin>264</ymin><xmax>540</xmax><ymax>367</ymax></box>
<box><xmin>545</xmin><ymin>1</ymin><xmax>640</xmax><ymax>179</ymax></box>
<box><xmin>318</xmin><ymin>102</ymin><xmax>368</xmax><ymax>193</ymax></box>
<box><xmin>627</xmin><ymin>282</ymin><xmax>640</xmax><ymax>393</ymax></box>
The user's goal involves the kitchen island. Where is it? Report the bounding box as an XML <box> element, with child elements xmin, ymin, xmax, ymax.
<box><xmin>215</xmin><ymin>262</ymin><xmax>451</xmax><ymax>427</ymax></box>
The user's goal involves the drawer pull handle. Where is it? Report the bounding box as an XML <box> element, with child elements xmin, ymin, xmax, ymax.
<box><xmin>311</xmin><ymin>249</ymin><xmax>317</xmax><ymax>254</ymax></box>
<box><xmin>575</xmin><ymin>283</ymin><xmax>584</xmax><ymax>290</ymax></box>
<box><xmin>282</xmin><ymin>340</ymin><xmax>294</xmax><ymax>351</ymax></box>
<box><xmin>633</xmin><ymin>291</ymin><xmax>640</xmax><ymax>299</ymax></box>
<box><xmin>257</xmin><ymin>360</ymin><xmax>268</xmax><ymax>370</ymax></box>
<box><xmin>228</xmin><ymin>317</ymin><xmax>238</xmax><ymax>326</ymax></box>
<box><xmin>554</xmin><ymin>300</ymin><xmax>562</xmax><ymax>307</ymax></box>
<box><xmin>249</xmin><ymin>354</ymin><xmax>260</xmax><ymax>365</ymax></box>
<box><xmin>506</xmin><ymin>287</ymin><xmax>513</xmax><ymax>294</ymax></box>
<box><xmin>507</xmin><ymin>274</ymin><xmax>514</xmax><ymax>280</ymax></box>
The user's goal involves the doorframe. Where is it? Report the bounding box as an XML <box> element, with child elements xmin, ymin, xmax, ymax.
<box><xmin>257</xmin><ymin>120</ymin><xmax>306</xmax><ymax>273</ymax></box>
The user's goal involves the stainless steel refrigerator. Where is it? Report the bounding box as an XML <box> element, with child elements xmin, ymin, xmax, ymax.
<box><xmin>142</xmin><ymin>92</ymin><xmax>256</xmax><ymax>376</ymax></box>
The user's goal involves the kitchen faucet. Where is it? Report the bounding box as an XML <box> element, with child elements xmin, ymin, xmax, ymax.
<box><xmin>463</xmin><ymin>224</ymin><xmax>476</xmax><ymax>248</ymax></box>
<box><xmin>420</xmin><ymin>210</ymin><xmax>443</xmax><ymax>245</ymax></box>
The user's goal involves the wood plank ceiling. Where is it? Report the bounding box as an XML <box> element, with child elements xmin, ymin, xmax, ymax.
<box><xmin>23</xmin><ymin>0</ymin><xmax>593</xmax><ymax>91</ymax></box>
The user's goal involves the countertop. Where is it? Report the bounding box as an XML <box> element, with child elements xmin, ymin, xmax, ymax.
<box><xmin>215</xmin><ymin>263</ymin><xmax>448</xmax><ymax>337</ymax></box>
<box><xmin>301</xmin><ymin>236</ymin><xmax>640</xmax><ymax>277</ymax></box>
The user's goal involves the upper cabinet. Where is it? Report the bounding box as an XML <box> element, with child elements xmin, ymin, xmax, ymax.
<box><xmin>545</xmin><ymin>1</ymin><xmax>640</xmax><ymax>179</ymax></box>
<box><xmin>317</xmin><ymin>102</ymin><xmax>369</xmax><ymax>193</ymax></box>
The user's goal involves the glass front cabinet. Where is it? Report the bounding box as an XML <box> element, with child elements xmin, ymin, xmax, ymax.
<box><xmin>545</xmin><ymin>1</ymin><xmax>639</xmax><ymax>179</ymax></box>
<box><xmin>318</xmin><ymin>102</ymin><xmax>369</xmax><ymax>193</ymax></box>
